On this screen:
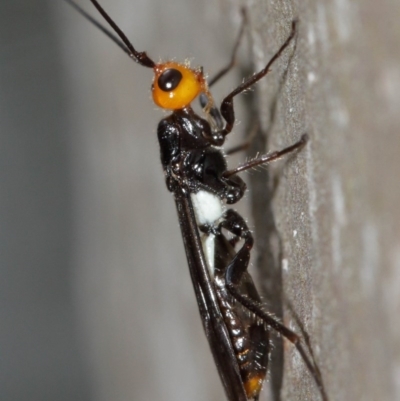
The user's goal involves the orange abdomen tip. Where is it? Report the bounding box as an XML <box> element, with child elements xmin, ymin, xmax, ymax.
<box><xmin>244</xmin><ymin>374</ymin><xmax>265</xmax><ymax>400</ymax></box>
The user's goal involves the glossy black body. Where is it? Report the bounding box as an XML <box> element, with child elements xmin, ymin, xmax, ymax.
<box><xmin>158</xmin><ymin>107</ymin><xmax>269</xmax><ymax>401</ymax></box>
<box><xmin>158</xmin><ymin>108</ymin><xmax>245</xmax><ymax>203</ymax></box>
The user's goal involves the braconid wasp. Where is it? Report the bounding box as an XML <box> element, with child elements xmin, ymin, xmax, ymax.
<box><xmin>63</xmin><ymin>1</ymin><xmax>328</xmax><ymax>400</ymax></box>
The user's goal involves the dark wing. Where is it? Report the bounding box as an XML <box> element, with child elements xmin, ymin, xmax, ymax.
<box><xmin>174</xmin><ymin>188</ymin><xmax>248</xmax><ymax>401</ymax></box>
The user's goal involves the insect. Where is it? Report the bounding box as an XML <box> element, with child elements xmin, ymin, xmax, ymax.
<box><xmin>64</xmin><ymin>1</ymin><xmax>328</xmax><ymax>400</ymax></box>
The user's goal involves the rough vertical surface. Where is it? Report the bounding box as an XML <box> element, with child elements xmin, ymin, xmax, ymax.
<box><xmin>244</xmin><ymin>0</ymin><xmax>400</xmax><ymax>400</ymax></box>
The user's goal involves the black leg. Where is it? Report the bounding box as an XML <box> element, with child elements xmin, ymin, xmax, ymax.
<box><xmin>219</xmin><ymin>209</ymin><xmax>254</xmax><ymax>279</ymax></box>
<box><xmin>208</xmin><ymin>9</ymin><xmax>247</xmax><ymax>87</ymax></box>
<box><xmin>226</xmin><ymin>284</ymin><xmax>299</xmax><ymax>343</ymax></box>
<box><xmin>219</xmin><ymin>210</ymin><xmax>299</xmax><ymax>343</ymax></box>
<box><xmin>198</xmin><ymin>9</ymin><xmax>247</xmax><ymax>131</ymax></box>
<box><xmin>294</xmin><ymin>342</ymin><xmax>329</xmax><ymax>401</ymax></box>
<box><xmin>285</xmin><ymin>300</ymin><xmax>329</xmax><ymax>401</ymax></box>
<box><xmin>224</xmin><ymin>133</ymin><xmax>308</xmax><ymax>178</ymax></box>
<box><xmin>222</xmin><ymin>209</ymin><xmax>329</xmax><ymax>400</ymax></box>
<box><xmin>220</xmin><ymin>213</ymin><xmax>318</xmax><ymax>363</ymax></box>
<box><xmin>219</xmin><ymin>21</ymin><xmax>297</xmax><ymax>137</ymax></box>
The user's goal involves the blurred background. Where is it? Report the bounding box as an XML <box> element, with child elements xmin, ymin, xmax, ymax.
<box><xmin>1</xmin><ymin>1</ymin><xmax>400</xmax><ymax>401</ymax></box>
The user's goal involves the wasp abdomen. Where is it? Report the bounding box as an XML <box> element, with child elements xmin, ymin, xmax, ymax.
<box><xmin>216</xmin><ymin>288</ymin><xmax>268</xmax><ymax>400</ymax></box>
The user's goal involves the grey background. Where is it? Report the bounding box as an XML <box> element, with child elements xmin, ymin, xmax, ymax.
<box><xmin>1</xmin><ymin>0</ymin><xmax>400</xmax><ymax>401</ymax></box>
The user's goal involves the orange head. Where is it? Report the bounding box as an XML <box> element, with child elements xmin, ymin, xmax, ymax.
<box><xmin>152</xmin><ymin>61</ymin><xmax>211</xmax><ymax>110</ymax></box>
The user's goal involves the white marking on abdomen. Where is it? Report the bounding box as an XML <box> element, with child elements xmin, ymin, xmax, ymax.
<box><xmin>201</xmin><ymin>233</ymin><xmax>216</xmax><ymax>277</ymax></box>
<box><xmin>191</xmin><ymin>190</ymin><xmax>225</xmax><ymax>277</ymax></box>
<box><xmin>191</xmin><ymin>190</ymin><xmax>224</xmax><ymax>225</ymax></box>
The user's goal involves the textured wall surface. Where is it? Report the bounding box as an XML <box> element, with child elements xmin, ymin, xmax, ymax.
<box><xmin>58</xmin><ymin>0</ymin><xmax>400</xmax><ymax>399</ymax></box>
<box><xmin>1</xmin><ymin>0</ymin><xmax>399</xmax><ymax>400</ymax></box>
<box><xmin>244</xmin><ymin>1</ymin><xmax>400</xmax><ymax>400</ymax></box>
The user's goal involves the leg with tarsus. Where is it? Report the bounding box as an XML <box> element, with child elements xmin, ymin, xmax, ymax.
<box><xmin>199</xmin><ymin>9</ymin><xmax>247</xmax><ymax>131</ymax></box>
<box><xmin>224</xmin><ymin>133</ymin><xmax>308</xmax><ymax>178</ymax></box>
<box><xmin>222</xmin><ymin>207</ymin><xmax>328</xmax><ymax>401</ymax></box>
<box><xmin>218</xmin><ymin>209</ymin><xmax>299</xmax><ymax>343</ymax></box>
<box><xmin>218</xmin><ymin>21</ymin><xmax>297</xmax><ymax>139</ymax></box>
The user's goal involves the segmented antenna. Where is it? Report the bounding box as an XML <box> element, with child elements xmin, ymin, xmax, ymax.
<box><xmin>63</xmin><ymin>0</ymin><xmax>155</xmax><ymax>68</ymax></box>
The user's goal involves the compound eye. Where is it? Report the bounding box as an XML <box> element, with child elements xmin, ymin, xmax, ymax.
<box><xmin>158</xmin><ymin>68</ymin><xmax>183</xmax><ymax>92</ymax></box>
